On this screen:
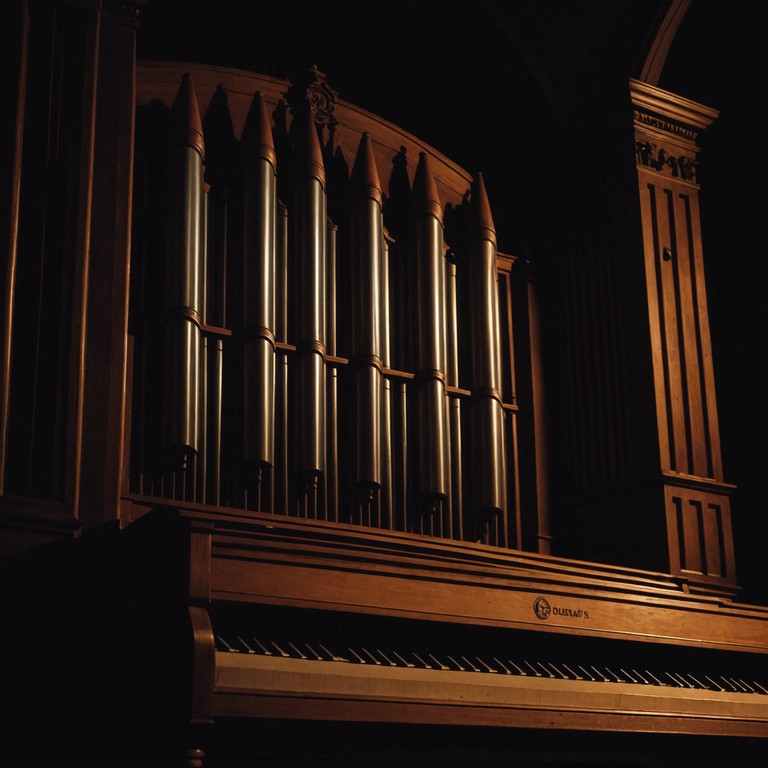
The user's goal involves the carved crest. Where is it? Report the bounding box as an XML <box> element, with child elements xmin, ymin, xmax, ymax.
<box><xmin>286</xmin><ymin>64</ymin><xmax>338</xmax><ymax>129</ymax></box>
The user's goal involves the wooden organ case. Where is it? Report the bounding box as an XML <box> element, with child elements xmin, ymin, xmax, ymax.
<box><xmin>1</xmin><ymin>6</ymin><xmax>767</xmax><ymax>758</ymax></box>
<box><xmin>118</xmin><ymin>63</ymin><xmax>768</xmax><ymax>762</ymax></box>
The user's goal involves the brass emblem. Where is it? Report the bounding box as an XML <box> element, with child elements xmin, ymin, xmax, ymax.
<box><xmin>533</xmin><ymin>596</ymin><xmax>551</xmax><ymax>620</ymax></box>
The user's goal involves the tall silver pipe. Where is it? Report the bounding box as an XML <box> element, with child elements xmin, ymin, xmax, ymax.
<box><xmin>326</xmin><ymin>221</ymin><xmax>338</xmax><ymax>521</ymax></box>
<box><xmin>450</xmin><ymin>396</ymin><xmax>463</xmax><ymax>538</ymax></box>
<box><xmin>468</xmin><ymin>173</ymin><xmax>507</xmax><ymax>527</ymax></box>
<box><xmin>276</xmin><ymin>203</ymin><xmax>289</xmax><ymax>514</ymax></box>
<box><xmin>276</xmin><ymin>202</ymin><xmax>288</xmax><ymax>344</ymax></box>
<box><xmin>200</xmin><ymin>134</ymin><xmax>230</xmax><ymax>506</ymax></box>
<box><xmin>446</xmin><ymin>252</ymin><xmax>462</xmax><ymax>537</ymax></box>
<box><xmin>207</xmin><ymin>337</ymin><xmax>223</xmax><ymax>505</ymax></box>
<box><xmin>381</xmin><ymin>229</ymin><xmax>395</xmax><ymax>527</ymax></box>
<box><xmin>446</xmin><ymin>254</ymin><xmax>459</xmax><ymax>389</ymax></box>
<box><xmin>205</xmin><ymin>179</ymin><xmax>228</xmax><ymax>506</ymax></box>
<box><xmin>327</xmin><ymin>222</ymin><xmax>337</xmax><ymax>357</ymax></box>
<box><xmin>164</xmin><ymin>74</ymin><xmax>204</xmax><ymax>470</ymax></box>
<box><xmin>293</xmin><ymin>110</ymin><xmax>327</xmax><ymax>488</ymax></box>
<box><xmin>412</xmin><ymin>152</ymin><xmax>449</xmax><ymax>505</ymax></box>
<box><xmin>242</xmin><ymin>92</ymin><xmax>277</xmax><ymax>485</ymax></box>
<box><xmin>198</xmin><ymin>185</ymin><xmax>209</xmax><ymax>502</ymax></box>
<box><xmin>350</xmin><ymin>133</ymin><xmax>383</xmax><ymax>500</ymax></box>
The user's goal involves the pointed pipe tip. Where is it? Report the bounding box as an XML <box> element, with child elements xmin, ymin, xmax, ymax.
<box><xmin>472</xmin><ymin>172</ymin><xmax>496</xmax><ymax>246</ymax></box>
<box><xmin>351</xmin><ymin>132</ymin><xmax>382</xmax><ymax>205</ymax></box>
<box><xmin>293</xmin><ymin>107</ymin><xmax>326</xmax><ymax>185</ymax></box>
<box><xmin>171</xmin><ymin>73</ymin><xmax>205</xmax><ymax>157</ymax></box>
<box><xmin>412</xmin><ymin>152</ymin><xmax>442</xmax><ymax>222</ymax></box>
<box><xmin>241</xmin><ymin>91</ymin><xmax>277</xmax><ymax>168</ymax></box>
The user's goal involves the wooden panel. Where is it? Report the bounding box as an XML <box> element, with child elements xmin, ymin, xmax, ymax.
<box><xmin>211</xmin><ymin>654</ymin><xmax>768</xmax><ymax>737</ymax></box>
<box><xmin>178</xmin><ymin>508</ymin><xmax>767</xmax><ymax>653</ymax></box>
<box><xmin>209</xmin><ymin>556</ymin><xmax>763</xmax><ymax>651</ymax></box>
<box><xmin>632</xmin><ymin>79</ymin><xmax>735</xmax><ymax>596</ymax></box>
<box><xmin>664</xmin><ymin>481</ymin><xmax>736</xmax><ymax>590</ymax></box>
<box><xmin>214</xmin><ymin>693</ymin><xmax>768</xmax><ymax>736</ymax></box>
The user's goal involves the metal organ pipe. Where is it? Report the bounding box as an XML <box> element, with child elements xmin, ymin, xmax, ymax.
<box><xmin>381</xmin><ymin>229</ymin><xmax>395</xmax><ymax>528</ymax></box>
<box><xmin>276</xmin><ymin>203</ymin><xmax>289</xmax><ymax>514</ymax></box>
<box><xmin>446</xmin><ymin>250</ymin><xmax>463</xmax><ymax>538</ymax></box>
<box><xmin>201</xmin><ymin>85</ymin><xmax>235</xmax><ymax>506</ymax></box>
<box><xmin>412</xmin><ymin>152</ymin><xmax>449</xmax><ymax>508</ymax></box>
<box><xmin>242</xmin><ymin>92</ymin><xmax>277</xmax><ymax>498</ymax></box>
<box><xmin>350</xmin><ymin>133</ymin><xmax>383</xmax><ymax>505</ymax></box>
<box><xmin>326</xmin><ymin>221</ymin><xmax>339</xmax><ymax>522</ymax></box>
<box><xmin>276</xmin><ymin>203</ymin><xmax>288</xmax><ymax>345</ymax></box>
<box><xmin>293</xmin><ymin>110</ymin><xmax>327</xmax><ymax>505</ymax></box>
<box><xmin>199</xmin><ymin>184</ymin><xmax>209</xmax><ymax>502</ymax></box>
<box><xmin>163</xmin><ymin>74</ymin><xmax>204</xmax><ymax>476</ymax></box>
<box><xmin>468</xmin><ymin>173</ymin><xmax>507</xmax><ymax>533</ymax></box>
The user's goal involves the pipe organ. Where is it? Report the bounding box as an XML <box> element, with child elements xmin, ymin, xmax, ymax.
<box><xmin>129</xmin><ymin>66</ymin><xmax>528</xmax><ymax>549</ymax></box>
<box><xmin>3</xmin><ymin>8</ymin><xmax>768</xmax><ymax>761</ymax></box>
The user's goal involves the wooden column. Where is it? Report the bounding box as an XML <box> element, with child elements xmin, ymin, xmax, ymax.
<box><xmin>72</xmin><ymin>1</ymin><xmax>141</xmax><ymax>526</ymax></box>
<box><xmin>631</xmin><ymin>79</ymin><xmax>737</xmax><ymax>596</ymax></box>
<box><xmin>0</xmin><ymin>0</ymin><xmax>140</xmax><ymax>538</ymax></box>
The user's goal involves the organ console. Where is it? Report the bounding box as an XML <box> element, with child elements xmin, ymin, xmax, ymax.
<box><xmin>115</xmin><ymin>499</ymin><xmax>768</xmax><ymax>740</ymax></box>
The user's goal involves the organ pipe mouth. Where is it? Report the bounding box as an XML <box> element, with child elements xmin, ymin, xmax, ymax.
<box><xmin>163</xmin><ymin>444</ymin><xmax>196</xmax><ymax>471</ymax></box>
<box><xmin>422</xmin><ymin>492</ymin><xmax>447</xmax><ymax>511</ymax></box>
<box><xmin>357</xmin><ymin>481</ymin><xmax>380</xmax><ymax>504</ymax></box>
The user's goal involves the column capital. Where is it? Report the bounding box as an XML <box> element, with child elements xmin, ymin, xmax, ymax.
<box><xmin>630</xmin><ymin>79</ymin><xmax>718</xmax><ymax>186</ymax></box>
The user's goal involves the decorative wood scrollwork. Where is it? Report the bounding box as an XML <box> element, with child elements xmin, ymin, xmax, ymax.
<box><xmin>635</xmin><ymin>140</ymin><xmax>697</xmax><ymax>181</ymax></box>
<box><xmin>286</xmin><ymin>64</ymin><xmax>338</xmax><ymax>129</ymax></box>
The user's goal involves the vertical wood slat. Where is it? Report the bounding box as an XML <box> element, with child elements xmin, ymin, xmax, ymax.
<box><xmin>657</xmin><ymin>184</ymin><xmax>688</xmax><ymax>473</ymax></box>
<box><xmin>641</xmin><ymin>181</ymin><xmax>674</xmax><ymax>471</ymax></box>
<box><xmin>682</xmin><ymin>498</ymin><xmax>703</xmax><ymax>574</ymax></box>
<box><xmin>684</xmin><ymin>193</ymin><xmax>723</xmax><ymax>480</ymax></box>
<box><xmin>672</xmin><ymin>191</ymin><xmax>707</xmax><ymax>476</ymax></box>
<box><xmin>70</xmin><ymin>5</ymin><xmax>138</xmax><ymax>522</ymax></box>
<box><xmin>0</xmin><ymin>0</ymin><xmax>29</xmax><ymax>495</ymax></box>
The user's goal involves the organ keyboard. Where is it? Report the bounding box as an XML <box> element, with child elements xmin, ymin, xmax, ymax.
<box><xmin>202</xmin><ymin>602</ymin><xmax>768</xmax><ymax>735</ymax></box>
